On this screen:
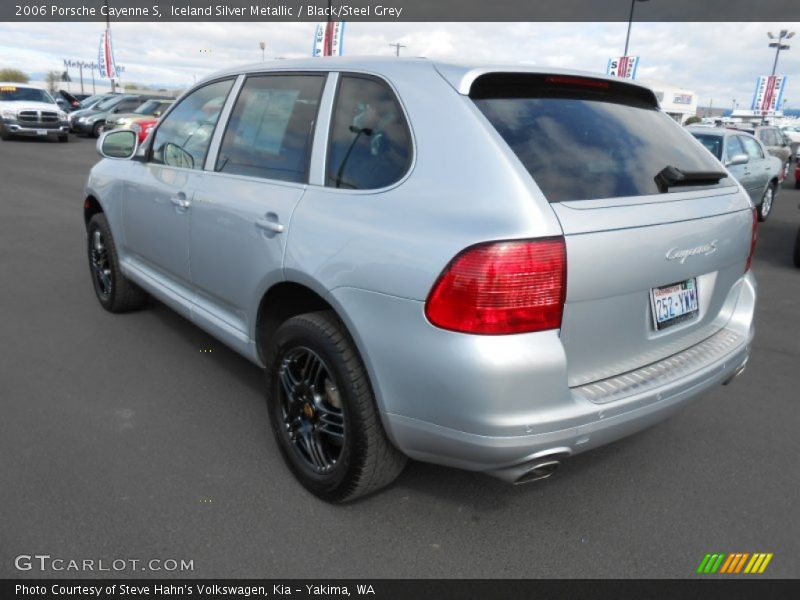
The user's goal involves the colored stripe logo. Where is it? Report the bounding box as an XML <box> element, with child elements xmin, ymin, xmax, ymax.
<box><xmin>696</xmin><ymin>553</ymin><xmax>773</xmax><ymax>574</ymax></box>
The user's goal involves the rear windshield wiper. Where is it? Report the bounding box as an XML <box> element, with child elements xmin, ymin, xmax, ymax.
<box><xmin>654</xmin><ymin>165</ymin><xmax>726</xmax><ymax>193</ymax></box>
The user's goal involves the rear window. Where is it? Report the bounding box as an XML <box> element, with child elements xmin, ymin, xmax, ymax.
<box><xmin>691</xmin><ymin>133</ymin><xmax>723</xmax><ymax>160</ymax></box>
<box><xmin>471</xmin><ymin>74</ymin><xmax>731</xmax><ymax>202</ymax></box>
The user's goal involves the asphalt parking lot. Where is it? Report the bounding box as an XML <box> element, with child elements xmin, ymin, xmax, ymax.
<box><xmin>1</xmin><ymin>134</ymin><xmax>798</xmax><ymax>579</ymax></box>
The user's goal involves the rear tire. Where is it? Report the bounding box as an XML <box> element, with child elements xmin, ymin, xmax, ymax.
<box><xmin>87</xmin><ymin>213</ymin><xmax>147</xmax><ymax>313</ymax></box>
<box><xmin>757</xmin><ymin>184</ymin><xmax>775</xmax><ymax>222</ymax></box>
<box><xmin>265</xmin><ymin>310</ymin><xmax>406</xmax><ymax>502</ymax></box>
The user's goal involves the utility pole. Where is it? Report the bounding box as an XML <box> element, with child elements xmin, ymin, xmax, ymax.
<box><xmin>259</xmin><ymin>41</ymin><xmax>266</xmax><ymax>62</ymax></box>
<box><xmin>389</xmin><ymin>42</ymin><xmax>406</xmax><ymax>57</ymax></box>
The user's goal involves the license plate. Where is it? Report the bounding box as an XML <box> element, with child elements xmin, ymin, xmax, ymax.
<box><xmin>650</xmin><ymin>278</ymin><xmax>699</xmax><ymax>330</ymax></box>
<box><xmin>36</xmin><ymin>129</ymin><xmax>47</xmax><ymax>136</ymax></box>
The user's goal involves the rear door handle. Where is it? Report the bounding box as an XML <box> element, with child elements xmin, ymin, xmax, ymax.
<box><xmin>255</xmin><ymin>213</ymin><xmax>285</xmax><ymax>234</ymax></box>
<box><xmin>170</xmin><ymin>192</ymin><xmax>191</xmax><ymax>210</ymax></box>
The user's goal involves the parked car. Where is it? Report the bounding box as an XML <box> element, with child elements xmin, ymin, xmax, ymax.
<box><xmin>72</xmin><ymin>94</ymin><xmax>165</xmax><ymax>137</ymax></box>
<box><xmin>84</xmin><ymin>58</ymin><xmax>757</xmax><ymax>501</ymax></box>
<box><xmin>55</xmin><ymin>89</ymin><xmax>81</xmax><ymax>111</ymax></box>
<box><xmin>129</xmin><ymin>117</ymin><xmax>158</xmax><ymax>144</ymax></box>
<box><xmin>105</xmin><ymin>98</ymin><xmax>174</xmax><ymax>132</ymax></box>
<box><xmin>782</xmin><ymin>125</ymin><xmax>800</xmax><ymax>159</ymax></box>
<box><xmin>795</xmin><ymin>158</ymin><xmax>800</xmax><ymax>190</ymax></box>
<box><xmin>755</xmin><ymin>125</ymin><xmax>793</xmax><ymax>179</ymax></box>
<box><xmin>0</xmin><ymin>82</ymin><xmax>69</xmax><ymax>142</ymax></box>
<box><xmin>77</xmin><ymin>92</ymin><xmax>118</xmax><ymax>111</ymax></box>
<box><xmin>688</xmin><ymin>126</ymin><xmax>782</xmax><ymax>221</ymax></box>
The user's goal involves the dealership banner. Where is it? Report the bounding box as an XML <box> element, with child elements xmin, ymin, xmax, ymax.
<box><xmin>312</xmin><ymin>21</ymin><xmax>345</xmax><ymax>56</ymax></box>
<box><xmin>607</xmin><ymin>56</ymin><xmax>639</xmax><ymax>79</ymax></box>
<box><xmin>97</xmin><ymin>30</ymin><xmax>118</xmax><ymax>79</ymax></box>
<box><xmin>750</xmin><ymin>75</ymin><xmax>787</xmax><ymax>115</ymax></box>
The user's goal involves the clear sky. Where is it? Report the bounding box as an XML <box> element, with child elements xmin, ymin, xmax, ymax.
<box><xmin>1</xmin><ymin>21</ymin><xmax>798</xmax><ymax>109</ymax></box>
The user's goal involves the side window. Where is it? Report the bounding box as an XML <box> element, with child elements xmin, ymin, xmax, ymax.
<box><xmin>760</xmin><ymin>128</ymin><xmax>777</xmax><ymax>147</ymax></box>
<box><xmin>326</xmin><ymin>75</ymin><xmax>412</xmax><ymax>189</ymax></box>
<box><xmin>740</xmin><ymin>136</ymin><xmax>764</xmax><ymax>160</ymax></box>
<box><xmin>215</xmin><ymin>75</ymin><xmax>324</xmax><ymax>183</ymax></box>
<box><xmin>724</xmin><ymin>136</ymin><xmax>745</xmax><ymax>161</ymax></box>
<box><xmin>151</xmin><ymin>79</ymin><xmax>234</xmax><ymax>170</ymax></box>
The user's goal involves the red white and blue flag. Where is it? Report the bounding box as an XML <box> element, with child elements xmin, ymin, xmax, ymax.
<box><xmin>607</xmin><ymin>56</ymin><xmax>639</xmax><ymax>79</ymax></box>
<box><xmin>97</xmin><ymin>30</ymin><xmax>117</xmax><ymax>79</ymax></box>
<box><xmin>312</xmin><ymin>21</ymin><xmax>345</xmax><ymax>57</ymax></box>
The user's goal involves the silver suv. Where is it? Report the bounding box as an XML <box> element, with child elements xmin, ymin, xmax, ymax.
<box><xmin>85</xmin><ymin>58</ymin><xmax>757</xmax><ymax>502</ymax></box>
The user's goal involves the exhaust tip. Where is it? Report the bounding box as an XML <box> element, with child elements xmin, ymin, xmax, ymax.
<box><xmin>722</xmin><ymin>359</ymin><xmax>748</xmax><ymax>386</ymax></box>
<box><xmin>513</xmin><ymin>460</ymin><xmax>561</xmax><ymax>485</ymax></box>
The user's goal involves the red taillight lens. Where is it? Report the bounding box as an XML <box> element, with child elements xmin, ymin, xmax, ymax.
<box><xmin>745</xmin><ymin>207</ymin><xmax>758</xmax><ymax>272</ymax></box>
<box><xmin>425</xmin><ymin>238</ymin><xmax>567</xmax><ymax>335</ymax></box>
<box><xmin>544</xmin><ymin>75</ymin><xmax>610</xmax><ymax>89</ymax></box>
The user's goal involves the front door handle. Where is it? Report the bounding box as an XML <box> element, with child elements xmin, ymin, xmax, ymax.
<box><xmin>170</xmin><ymin>192</ymin><xmax>191</xmax><ymax>210</ymax></box>
<box><xmin>255</xmin><ymin>213</ymin><xmax>285</xmax><ymax>234</ymax></box>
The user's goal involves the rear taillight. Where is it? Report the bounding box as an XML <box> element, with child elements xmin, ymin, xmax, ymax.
<box><xmin>425</xmin><ymin>238</ymin><xmax>567</xmax><ymax>335</ymax></box>
<box><xmin>745</xmin><ymin>207</ymin><xmax>758</xmax><ymax>272</ymax></box>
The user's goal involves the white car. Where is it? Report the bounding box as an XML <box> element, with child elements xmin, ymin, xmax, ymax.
<box><xmin>782</xmin><ymin>125</ymin><xmax>800</xmax><ymax>158</ymax></box>
<box><xmin>0</xmin><ymin>82</ymin><xmax>70</xmax><ymax>142</ymax></box>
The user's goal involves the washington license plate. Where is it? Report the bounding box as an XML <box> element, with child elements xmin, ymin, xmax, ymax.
<box><xmin>650</xmin><ymin>278</ymin><xmax>698</xmax><ymax>330</ymax></box>
<box><xmin>36</xmin><ymin>129</ymin><xmax>47</xmax><ymax>135</ymax></box>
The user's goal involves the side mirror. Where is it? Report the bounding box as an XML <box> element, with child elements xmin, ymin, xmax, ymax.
<box><xmin>726</xmin><ymin>153</ymin><xmax>749</xmax><ymax>167</ymax></box>
<box><xmin>97</xmin><ymin>130</ymin><xmax>138</xmax><ymax>159</ymax></box>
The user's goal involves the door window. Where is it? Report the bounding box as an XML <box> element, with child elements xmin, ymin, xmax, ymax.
<box><xmin>724</xmin><ymin>136</ymin><xmax>745</xmax><ymax>162</ymax></box>
<box><xmin>326</xmin><ymin>75</ymin><xmax>412</xmax><ymax>189</ymax></box>
<box><xmin>215</xmin><ymin>75</ymin><xmax>324</xmax><ymax>183</ymax></box>
<box><xmin>150</xmin><ymin>79</ymin><xmax>234</xmax><ymax>170</ymax></box>
<box><xmin>739</xmin><ymin>136</ymin><xmax>764</xmax><ymax>160</ymax></box>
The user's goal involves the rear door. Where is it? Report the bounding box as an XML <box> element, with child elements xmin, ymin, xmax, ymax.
<box><xmin>189</xmin><ymin>73</ymin><xmax>326</xmax><ymax>336</ymax></box>
<box><xmin>471</xmin><ymin>73</ymin><xmax>753</xmax><ymax>386</ymax></box>
<box><xmin>739</xmin><ymin>135</ymin><xmax>772</xmax><ymax>199</ymax></box>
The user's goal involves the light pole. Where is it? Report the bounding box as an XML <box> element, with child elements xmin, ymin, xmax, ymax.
<box><xmin>768</xmin><ymin>29</ymin><xmax>794</xmax><ymax>76</ymax></box>
<box><xmin>389</xmin><ymin>42</ymin><xmax>406</xmax><ymax>57</ymax></box>
<box><xmin>623</xmin><ymin>0</ymin><xmax>650</xmax><ymax>57</ymax></box>
<box><xmin>259</xmin><ymin>41</ymin><xmax>266</xmax><ymax>62</ymax></box>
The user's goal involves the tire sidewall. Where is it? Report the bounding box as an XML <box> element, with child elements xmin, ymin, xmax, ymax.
<box><xmin>265</xmin><ymin>318</ymin><xmax>363</xmax><ymax>500</ymax></box>
<box><xmin>87</xmin><ymin>215</ymin><xmax>116</xmax><ymax>310</ymax></box>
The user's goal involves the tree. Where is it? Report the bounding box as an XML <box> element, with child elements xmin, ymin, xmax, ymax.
<box><xmin>0</xmin><ymin>68</ymin><xmax>29</xmax><ymax>83</ymax></box>
<box><xmin>45</xmin><ymin>70</ymin><xmax>60</xmax><ymax>94</ymax></box>
<box><xmin>684</xmin><ymin>116</ymin><xmax>702</xmax><ymax>126</ymax></box>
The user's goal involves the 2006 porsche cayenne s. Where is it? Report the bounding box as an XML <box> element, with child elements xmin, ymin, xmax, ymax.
<box><xmin>84</xmin><ymin>58</ymin><xmax>756</xmax><ymax>502</ymax></box>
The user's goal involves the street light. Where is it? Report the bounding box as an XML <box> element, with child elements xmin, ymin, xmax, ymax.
<box><xmin>767</xmin><ymin>29</ymin><xmax>794</xmax><ymax>75</ymax></box>
<box><xmin>259</xmin><ymin>41</ymin><xmax>266</xmax><ymax>62</ymax></box>
<box><xmin>623</xmin><ymin>0</ymin><xmax>650</xmax><ymax>57</ymax></box>
<box><xmin>389</xmin><ymin>42</ymin><xmax>406</xmax><ymax>57</ymax></box>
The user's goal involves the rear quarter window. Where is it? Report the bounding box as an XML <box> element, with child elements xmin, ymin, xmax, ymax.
<box><xmin>471</xmin><ymin>73</ymin><xmax>731</xmax><ymax>202</ymax></box>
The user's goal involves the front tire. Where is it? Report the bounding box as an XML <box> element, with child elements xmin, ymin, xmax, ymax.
<box><xmin>91</xmin><ymin>122</ymin><xmax>104</xmax><ymax>138</ymax></box>
<box><xmin>58</xmin><ymin>134</ymin><xmax>68</xmax><ymax>143</ymax></box>
<box><xmin>87</xmin><ymin>214</ymin><xmax>147</xmax><ymax>313</ymax></box>
<box><xmin>757</xmin><ymin>184</ymin><xmax>775</xmax><ymax>222</ymax></box>
<box><xmin>265</xmin><ymin>311</ymin><xmax>406</xmax><ymax>502</ymax></box>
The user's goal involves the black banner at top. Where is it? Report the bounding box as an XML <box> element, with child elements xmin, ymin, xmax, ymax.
<box><xmin>4</xmin><ymin>0</ymin><xmax>800</xmax><ymax>22</ymax></box>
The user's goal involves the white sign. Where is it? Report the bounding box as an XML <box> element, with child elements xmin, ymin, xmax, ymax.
<box><xmin>751</xmin><ymin>75</ymin><xmax>787</xmax><ymax>115</ymax></box>
<box><xmin>312</xmin><ymin>21</ymin><xmax>345</xmax><ymax>57</ymax></box>
<box><xmin>607</xmin><ymin>56</ymin><xmax>639</xmax><ymax>79</ymax></box>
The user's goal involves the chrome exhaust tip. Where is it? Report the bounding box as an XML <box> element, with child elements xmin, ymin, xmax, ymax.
<box><xmin>513</xmin><ymin>459</ymin><xmax>561</xmax><ymax>485</ymax></box>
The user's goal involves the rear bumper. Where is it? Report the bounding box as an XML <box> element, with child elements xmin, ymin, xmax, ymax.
<box><xmin>333</xmin><ymin>271</ymin><xmax>756</xmax><ymax>479</ymax></box>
